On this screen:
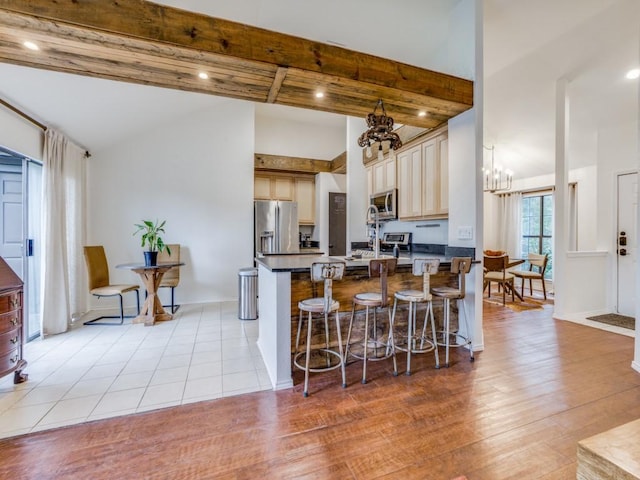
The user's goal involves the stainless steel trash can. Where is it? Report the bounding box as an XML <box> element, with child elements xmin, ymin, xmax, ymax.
<box><xmin>238</xmin><ymin>267</ymin><xmax>258</xmax><ymax>320</ymax></box>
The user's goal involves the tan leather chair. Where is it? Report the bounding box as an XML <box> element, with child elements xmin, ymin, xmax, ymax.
<box><xmin>157</xmin><ymin>244</ymin><xmax>180</xmax><ymax>313</ymax></box>
<box><xmin>483</xmin><ymin>254</ymin><xmax>515</xmax><ymax>305</ymax></box>
<box><xmin>83</xmin><ymin>246</ymin><xmax>140</xmax><ymax>325</ymax></box>
<box><xmin>512</xmin><ymin>252</ymin><xmax>549</xmax><ymax>299</ymax></box>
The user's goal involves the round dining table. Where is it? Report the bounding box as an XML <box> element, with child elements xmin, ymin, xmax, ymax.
<box><xmin>117</xmin><ymin>261</ymin><xmax>184</xmax><ymax>326</ymax></box>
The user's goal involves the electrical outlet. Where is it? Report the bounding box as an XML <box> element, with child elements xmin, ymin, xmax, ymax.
<box><xmin>457</xmin><ymin>226</ymin><xmax>473</xmax><ymax>240</ymax></box>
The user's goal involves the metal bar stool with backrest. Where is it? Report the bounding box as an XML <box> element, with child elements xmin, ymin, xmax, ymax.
<box><xmin>294</xmin><ymin>261</ymin><xmax>347</xmax><ymax>397</ymax></box>
<box><xmin>431</xmin><ymin>257</ymin><xmax>473</xmax><ymax>367</ymax></box>
<box><xmin>391</xmin><ymin>258</ymin><xmax>441</xmax><ymax>375</ymax></box>
<box><xmin>344</xmin><ymin>257</ymin><xmax>398</xmax><ymax>384</ymax></box>
<box><xmin>512</xmin><ymin>252</ymin><xmax>549</xmax><ymax>299</ymax></box>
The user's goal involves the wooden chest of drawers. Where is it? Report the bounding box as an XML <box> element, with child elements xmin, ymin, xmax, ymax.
<box><xmin>0</xmin><ymin>257</ymin><xmax>27</xmax><ymax>384</ymax></box>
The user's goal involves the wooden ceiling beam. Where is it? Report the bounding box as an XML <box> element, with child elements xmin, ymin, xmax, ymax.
<box><xmin>267</xmin><ymin>67</ymin><xmax>288</xmax><ymax>103</ymax></box>
<box><xmin>0</xmin><ymin>1</ymin><xmax>473</xmax><ymax>128</ymax></box>
<box><xmin>255</xmin><ymin>154</ymin><xmax>334</xmax><ymax>174</ymax></box>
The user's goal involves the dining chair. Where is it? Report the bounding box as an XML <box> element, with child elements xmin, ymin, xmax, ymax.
<box><xmin>512</xmin><ymin>252</ymin><xmax>549</xmax><ymax>299</ymax></box>
<box><xmin>483</xmin><ymin>254</ymin><xmax>515</xmax><ymax>305</ymax></box>
<box><xmin>83</xmin><ymin>246</ymin><xmax>140</xmax><ymax>325</ymax></box>
<box><xmin>157</xmin><ymin>244</ymin><xmax>181</xmax><ymax>313</ymax></box>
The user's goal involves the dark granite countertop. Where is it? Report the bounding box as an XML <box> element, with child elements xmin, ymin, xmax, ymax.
<box><xmin>255</xmin><ymin>253</ymin><xmax>477</xmax><ymax>273</ymax></box>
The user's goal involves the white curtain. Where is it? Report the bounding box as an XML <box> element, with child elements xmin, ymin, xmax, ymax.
<box><xmin>40</xmin><ymin>129</ymin><xmax>86</xmax><ymax>336</ymax></box>
<box><xmin>497</xmin><ymin>192</ymin><xmax>522</xmax><ymax>258</ymax></box>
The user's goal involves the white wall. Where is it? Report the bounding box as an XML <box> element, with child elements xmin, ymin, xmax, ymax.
<box><xmin>87</xmin><ymin>99</ymin><xmax>255</xmax><ymax>306</ymax></box>
<box><xmin>255</xmin><ymin>111</ymin><xmax>345</xmax><ymax>160</ymax></box>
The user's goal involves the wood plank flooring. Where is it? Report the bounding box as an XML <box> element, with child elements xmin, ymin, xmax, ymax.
<box><xmin>1</xmin><ymin>301</ymin><xmax>639</xmax><ymax>479</ymax></box>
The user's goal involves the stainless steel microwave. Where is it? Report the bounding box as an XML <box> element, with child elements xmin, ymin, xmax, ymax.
<box><xmin>369</xmin><ymin>189</ymin><xmax>397</xmax><ymax>220</ymax></box>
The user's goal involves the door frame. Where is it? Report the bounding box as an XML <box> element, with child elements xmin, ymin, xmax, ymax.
<box><xmin>0</xmin><ymin>147</ymin><xmax>42</xmax><ymax>340</ymax></box>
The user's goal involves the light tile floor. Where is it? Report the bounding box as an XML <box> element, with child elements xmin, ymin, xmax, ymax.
<box><xmin>0</xmin><ymin>301</ymin><xmax>271</xmax><ymax>439</ymax></box>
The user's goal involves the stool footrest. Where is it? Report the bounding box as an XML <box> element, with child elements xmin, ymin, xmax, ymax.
<box><xmin>293</xmin><ymin>349</ymin><xmax>344</xmax><ymax>373</ymax></box>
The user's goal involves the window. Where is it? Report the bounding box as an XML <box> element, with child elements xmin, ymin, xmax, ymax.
<box><xmin>521</xmin><ymin>193</ymin><xmax>553</xmax><ymax>279</ymax></box>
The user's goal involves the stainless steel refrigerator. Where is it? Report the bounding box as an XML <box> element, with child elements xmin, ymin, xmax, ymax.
<box><xmin>254</xmin><ymin>200</ymin><xmax>299</xmax><ymax>256</ymax></box>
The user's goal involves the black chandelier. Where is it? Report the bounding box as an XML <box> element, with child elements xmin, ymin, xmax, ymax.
<box><xmin>358</xmin><ymin>99</ymin><xmax>402</xmax><ymax>160</ymax></box>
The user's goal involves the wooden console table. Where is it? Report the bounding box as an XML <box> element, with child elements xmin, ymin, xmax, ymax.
<box><xmin>117</xmin><ymin>261</ymin><xmax>184</xmax><ymax>326</ymax></box>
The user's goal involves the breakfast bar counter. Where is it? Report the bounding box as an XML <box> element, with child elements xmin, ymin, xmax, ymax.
<box><xmin>255</xmin><ymin>253</ymin><xmax>476</xmax><ymax>390</ymax></box>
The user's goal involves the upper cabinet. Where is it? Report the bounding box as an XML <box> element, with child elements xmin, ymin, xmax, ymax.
<box><xmin>254</xmin><ymin>173</ymin><xmax>316</xmax><ymax>224</ymax></box>
<box><xmin>294</xmin><ymin>177</ymin><xmax>315</xmax><ymax>225</ymax></box>
<box><xmin>254</xmin><ymin>174</ymin><xmax>295</xmax><ymax>201</ymax></box>
<box><xmin>396</xmin><ymin>128</ymin><xmax>448</xmax><ymax>220</ymax></box>
<box><xmin>366</xmin><ymin>155</ymin><xmax>396</xmax><ymax>197</ymax></box>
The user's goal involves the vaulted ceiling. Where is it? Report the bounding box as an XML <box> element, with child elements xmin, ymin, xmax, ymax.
<box><xmin>0</xmin><ymin>0</ymin><xmax>637</xmax><ymax>180</ymax></box>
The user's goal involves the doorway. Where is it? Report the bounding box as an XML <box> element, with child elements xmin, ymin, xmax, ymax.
<box><xmin>0</xmin><ymin>147</ymin><xmax>43</xmax><ymax>340</ymax></box>
<box><xmin>328</xmin><ymin>192</ymin><xmax>346</xmax><ymax>256</ymax></box>
<box><xmin>616</xmin><ymin>172</ymin><xmax>637</xmax><ymax>317</ymax></box>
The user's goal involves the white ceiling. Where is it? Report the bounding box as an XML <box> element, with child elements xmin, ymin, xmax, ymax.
<box><xmin>0</xmin><ymin>0</ymin><xmax>638</xmax><ymax>179</ymax></box>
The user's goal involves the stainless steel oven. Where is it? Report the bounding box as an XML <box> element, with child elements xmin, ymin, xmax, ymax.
<box><xmin>369</xmin><ymin>189</ymin><xmax>397</xmax><ymax>221</ymax></box>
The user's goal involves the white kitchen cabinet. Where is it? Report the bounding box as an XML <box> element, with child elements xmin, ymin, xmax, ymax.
<box><xmin>254</xmin><ymin>174</ymin><xmax>295</xmax><ymax>201</ymax></box>
<box><xmin>397</xmin><ymin>130</ymin><xmax>448</xmax><ymax>220</ymax></box>
<box><xmin>397</xmin><ymin>145</ymin><xmax>423</xmax><ymax>218</ymax></box>
<box><xmin>295</xmin><ymin>177</ymin><xmax>315</xmax><ymax>224</ymax></box>
<box><xmin>254</xmin><ymin>175</ymin><xmax>272</xmax><ymax>200</ymax></box>
<box><xmin>255</xmin><ymin>173</ymin><xmax>315</xmax><ymax>224</ymax></box>
<box><xmin>366</xmin><ymin>154</ymin><xmax>396</xmax><ymax>199</ymax></box>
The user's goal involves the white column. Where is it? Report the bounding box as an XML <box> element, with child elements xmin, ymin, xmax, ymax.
<box><xmin>256</xmin><ymin>265</ymin><xmax>293</xmax><ymax>390</ymax></box>
<box><xmin>553</xmin><ymin>78</ymin><xmax>569</xmax><ymax>318</ymax></box>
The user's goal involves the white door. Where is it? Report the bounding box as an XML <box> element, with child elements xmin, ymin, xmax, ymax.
<box><xmin>616</xmin><ymin>172</ymin><xmax>637</xmax><ymax>316</ymax></box>
<box><xmin>0</xmin><ymin>170</ymin><xmax>23</xmax><ymax>278</ymax></box>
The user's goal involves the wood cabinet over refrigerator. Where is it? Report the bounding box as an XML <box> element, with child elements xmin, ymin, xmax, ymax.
<box><xmin>0</xmin><ymin>256</ymin><xmax>27</xmax><ymax>384</ymax></box>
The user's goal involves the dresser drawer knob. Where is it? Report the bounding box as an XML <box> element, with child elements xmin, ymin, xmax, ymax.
<box><xmin>10</xmin><ymin>336</ymin><xmax>18</xmax><ymax>344</ymax></box>
<box><xmin>10</xmin><ymin>355</ymin><xmax>18</xmax><ymax>363</ymax></box>
<box><xmin>10</xmin><ymin>317</ymin><xmax>18</xmax><ymax>326</ymax></box>
<box><xmin>10</xmin><ymin>299</ymin><xmax>19</xmax><ymax>308</ymax></box>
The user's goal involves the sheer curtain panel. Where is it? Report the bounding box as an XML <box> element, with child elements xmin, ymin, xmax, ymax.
<box><xmin>497</xmin><ymin>192</ymin><xmax>522</xmax><ymax>259</ymax></box>
<box><xmin>40</xmin><ymin>129</ymin><xmax>86</xmax><ymax>336</ymax></box>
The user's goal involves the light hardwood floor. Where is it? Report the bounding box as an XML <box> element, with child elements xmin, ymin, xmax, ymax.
<box><xmin>0</xmin><ymin>300</ymin><xmax>638</xmax><ymax>479</ymax></box>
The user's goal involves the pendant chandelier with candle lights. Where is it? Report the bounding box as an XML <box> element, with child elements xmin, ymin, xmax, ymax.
<box><xmin>358</xmin><ymin>99</ymin><xmax>403</xmax><ymax>161</ymax></box>
<box><xmin>483</xmin><ymin>145</ymin><xmax>513</xmax><ymax>193</ymax></box>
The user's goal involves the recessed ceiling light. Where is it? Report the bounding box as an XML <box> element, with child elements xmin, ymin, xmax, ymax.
<box><xmin>418</xmin><ymin>111</ymin><xmax>427</xmax><ymax>117</ymax></box>
<box><xmin>198</xmin><ymin>72</ymin><xmax>209</xmax><ymax>80</ymax></box>
<box><xmin>315</xmin><ymin>92</ymin><xmax>324</xmax><ymax>99</ymax></box>
<box><xmin>626</xmin><ymin>68</ymin><xmax>640</xmax><ymax>80</ymax></box>
<box><xmin>23</xmin><ymin>41</ymin><xmax>39</xmax><ymax>51</ymax></box>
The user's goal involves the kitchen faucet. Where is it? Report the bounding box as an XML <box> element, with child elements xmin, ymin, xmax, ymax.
<box><xmin>366</xmin><ymin>204</ymin><xmax>380</xmax><ymax>259</ymax></box>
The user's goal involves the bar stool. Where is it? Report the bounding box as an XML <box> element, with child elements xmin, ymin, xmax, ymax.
<box><xmin>430</xmin><ymin>257</ymin><xmax>474</xmax><ymax>367</ymax></box>
<box><xmin>391</xmin><ymin>258</ymin><xmax>440</xmax><ymax>375</ymax></box>
<box><xmin>294</xmin><ymin>261</ymin><xmax>347</xmax><ymax>397</ymax></box>
<box><xmin>344</xmin><ymin>258</ymin><xmax>398</xmax><ymax>384</ymax></box>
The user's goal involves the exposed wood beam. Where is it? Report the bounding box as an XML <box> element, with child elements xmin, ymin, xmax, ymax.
<box><xmin>331</xmin><ymin>152</ymin><xmax>347</xmax><ymax>174</ymax></box>
<box><xmin>254</xmin><ymin>154</ymin><xmax>333</xmax><ymax>175</ymax></box>
<box><xmin>0</xmin><ymin>1</ymin><xmax>473</xmax><ymax>129</ymax></box>
<box><xmin>267</xmin><ymin>67</ymin><xmax>288</xmax><ymax>103</ymax></box>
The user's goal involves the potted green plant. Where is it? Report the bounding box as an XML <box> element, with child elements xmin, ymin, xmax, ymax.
<box><xmin>133</xmin><ymin>219</ymin><xmax>171</xmax><ymax>266</ymax></box>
